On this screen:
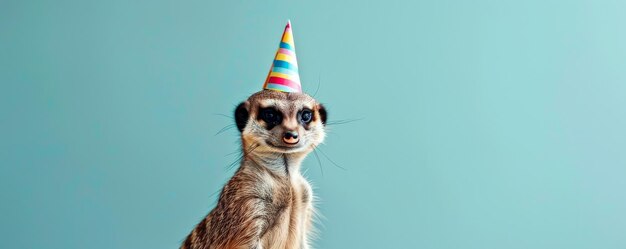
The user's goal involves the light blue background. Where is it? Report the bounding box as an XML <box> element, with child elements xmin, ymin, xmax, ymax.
<box><xmin>2</xmin><ymin>1</ymin><xmax>626</xmax><ymax>248</ymax></box>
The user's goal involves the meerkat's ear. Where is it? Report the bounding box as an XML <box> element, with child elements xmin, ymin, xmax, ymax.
<box><xmin>317</xmin><ymin>104</ymin><xmax>327</xmax><ymax>125</ymax></box>
<box><xmin>234</xmin><ymin>102</ymin><xmax>249</xmax><ymax>132</ymax></box>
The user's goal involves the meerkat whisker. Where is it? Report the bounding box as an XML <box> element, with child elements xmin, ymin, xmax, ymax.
<box><xmin>224</xmin><ymin>149</ymin><xmax>241</xmax><ymax>157</ymax></box>
<box><xmin>215</xmin><ymin>124</ymin><xmax>237</xmax><ymax>135</ymax></box>
<box><xmin>325</xmin><ymin>118</ymin><xmax>363</xmax><ymax>126</ymax></box>
<box><xmin>311</xmin><ymin>145</ymin><xmax>324</xmax><ymax>177</ymax></box>
<box><xmin>315</xmin><ymin>146</ymin><xmax>346</xmax><ymax>171</ymax></box>
<box><xmin>225</xmin><ymin>143</ymin><xmax>259</xmax><ymax>170</ymax></box>
<box><xmin>212</xmin><ymin>113</ymin><xmax>233</xmax><ymax>119</ymax></box>
<box><xmin>310</xmin><ymin>74</ymin><xmax>322</xmax><ymax>98</ymax></box>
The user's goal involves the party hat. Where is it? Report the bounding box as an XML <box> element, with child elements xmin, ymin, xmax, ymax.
<box><xmin>263</xmin><ymin>20</ymin><xmax>302</xmax><ymax>93</ymax></box>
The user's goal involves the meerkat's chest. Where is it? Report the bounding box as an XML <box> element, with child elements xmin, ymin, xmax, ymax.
<box><xmin>262</xmin><ymin>177</ymin><xmax>313</xmax><ymax>249</ymax></box>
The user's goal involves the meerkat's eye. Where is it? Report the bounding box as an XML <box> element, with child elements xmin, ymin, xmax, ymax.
<box><xmin>260</xmin><ymin>108</ymin><xmax>282</xmax><ymax>126</ymax></box>
<box><xmin>300</xmin><ymin>109</ymin><xmax>313</xmax><ymax>123</ymax></box>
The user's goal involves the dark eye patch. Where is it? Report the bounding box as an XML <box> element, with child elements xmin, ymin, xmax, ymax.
<box><xmin>258</xmin><ymin>107</ymin><xmax>282</xmax><ymax>130</ymax></box>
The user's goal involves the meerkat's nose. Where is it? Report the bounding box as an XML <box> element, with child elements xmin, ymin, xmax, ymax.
<box><xmin>283</xmin><ymin>131</ymin><xmax>299</xmax><ymax>144</ymax></box>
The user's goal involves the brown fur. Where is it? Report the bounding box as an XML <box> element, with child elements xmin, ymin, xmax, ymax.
<box><xmin>182</xmin><ymin>90</ymin><xmax>326</xmax><ymax>249</ymax></box>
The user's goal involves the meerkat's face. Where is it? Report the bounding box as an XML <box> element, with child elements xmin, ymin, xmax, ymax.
<box><xmin>234</xmin><ymin>90</ymin><xmax>327</xmax><ymax>154</ymax></box>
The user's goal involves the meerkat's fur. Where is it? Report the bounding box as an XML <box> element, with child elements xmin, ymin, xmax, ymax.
<box><xmin>181</xmin><ymin>90</ymin><xmax>327</xmax><ymax>249</ymax></box>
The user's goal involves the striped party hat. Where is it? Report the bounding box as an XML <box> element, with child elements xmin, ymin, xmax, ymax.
<box><xmin>263</xmin><ymin>20</ymin><xmax>302</xmax><ymax>93</ymax></box>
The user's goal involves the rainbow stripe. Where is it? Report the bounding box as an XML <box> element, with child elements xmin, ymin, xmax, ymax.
<box><xmin>263</xmin><ymin>20</ymin><xmax>302</xmax><ymax>93</ymax></box>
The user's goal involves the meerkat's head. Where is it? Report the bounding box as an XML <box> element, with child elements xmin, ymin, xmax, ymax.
<box><xmin>234</xmin><ymin>90</ymin><xmax>327</xmax><ymax>154</ymax></box>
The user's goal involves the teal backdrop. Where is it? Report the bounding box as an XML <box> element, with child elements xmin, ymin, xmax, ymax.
<box><xmin>2</xmin><ymin>1</ymin><xmax>626</xmax><ymax>248</ymax></box>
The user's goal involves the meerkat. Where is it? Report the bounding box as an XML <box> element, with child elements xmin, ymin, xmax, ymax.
<box><xmin>181</xmin><ymin>89</ymin><xmax>327</xmax><ymax>249</ymax></box>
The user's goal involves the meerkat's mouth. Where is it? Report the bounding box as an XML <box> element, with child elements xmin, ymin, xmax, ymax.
<box><xmin>266</xmin><ymin>140</ymin><xmax>303</xmax><ymax>152</ymax></box>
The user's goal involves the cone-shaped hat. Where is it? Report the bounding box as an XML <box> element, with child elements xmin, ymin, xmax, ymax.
<box><xmin>263</xmin><ymin>20</ymin><xmax>302</xmax><ymax>92</ymax></box>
